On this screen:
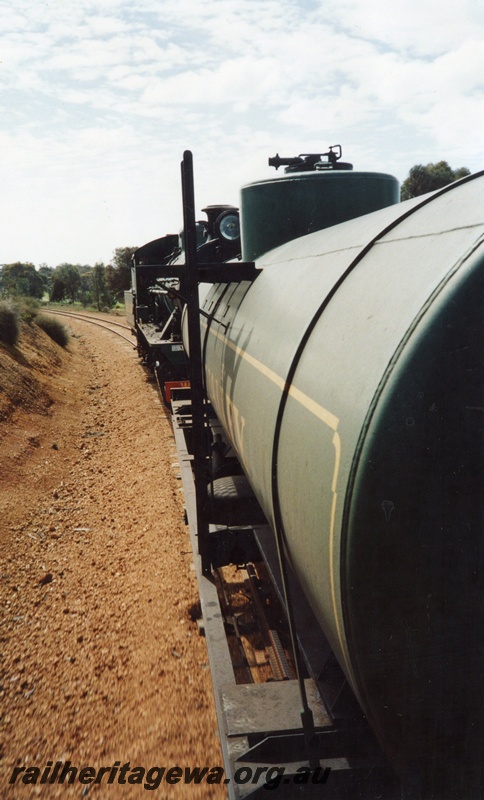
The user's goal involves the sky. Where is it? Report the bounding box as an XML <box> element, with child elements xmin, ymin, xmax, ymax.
<box><xmin>1</xmin><ymin>0</ymin><xmax>483</xmax><ymax>267</ymax></box>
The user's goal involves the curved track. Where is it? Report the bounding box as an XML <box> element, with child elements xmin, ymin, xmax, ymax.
<box><xmin>45</xmin><ymin>308</ymin><xmax>135</xmax><ymax>345</ymax></box>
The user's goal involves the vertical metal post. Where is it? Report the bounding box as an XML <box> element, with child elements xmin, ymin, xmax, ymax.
<box><xmin>181</xmin><ymin>151</ymin><xmax>210</xmax><ymax>574</ymax></box>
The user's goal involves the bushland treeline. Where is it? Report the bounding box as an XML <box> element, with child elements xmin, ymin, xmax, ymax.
<box><xmin>0</xmin><ymin>247</ymin><xmax>137</xmax><ymax>310</ymax></box>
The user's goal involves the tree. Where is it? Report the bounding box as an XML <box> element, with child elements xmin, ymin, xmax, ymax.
<box><xmin>91</xmin><ymin>263</ymin><xmax>112</xmax><ymax>310</ymax></box>
<box><xmin>106</xmin><ymin>247</ymin><xmax>137</xmax><ymax>302</ymax></box>
<box><xmin>78</xmin><ymin>273</ymin><xmax>93</xmax><ymax>307</ymax></box>
<box><xmin>38</xmin><ymin>264</ymin><xmax>54</xmax><ymax>298</ymax></box>
<box><xmin>50</xmin><ymin>277</ymin><xmax>66</xmax><ymax>302</ymax></box>
<box><xmin>0</xmin><ymin>262</ymin><xmax>45</xmax><ymax>298</ymax></box>
<box><xmin>54</xmin><ymin>264</ymin><xmax>82</xmax><ymax>302</ymax></box>
<box><xmin>401</xmin><ymin>161</ymin><xmax>470</xmax><ymax>200</ymax></box>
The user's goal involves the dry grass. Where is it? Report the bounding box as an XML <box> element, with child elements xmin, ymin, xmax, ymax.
<box><xmin>0</xmin><ymin>301</ymin><xmax>20</xmax><ymax>346</ymax></box>
<box><xmin>35</xmin><ymin>313</ymin><xmax>70</xmax><ymax>347</ymax></box>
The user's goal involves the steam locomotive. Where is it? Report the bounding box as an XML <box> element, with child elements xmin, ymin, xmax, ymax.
<box><xmin>125</xmin><ymin>203</ymin><xmax>241</xmax><ymax>402</ymax></box>
<box><xmin>129</xmin><ymin>149</ymin><xmax>484</xmax><ymax>799</ymax></box>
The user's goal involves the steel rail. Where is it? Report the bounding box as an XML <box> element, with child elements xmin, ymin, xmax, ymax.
<box><xmin>45</xmin><ymin>308</ymin><xmax>131</xmax><ymax>331</ymax></box>
<box><xmin>43</xmin><ymin>309</ymin><xmax>135</xmax><ymax>345</ymax></box>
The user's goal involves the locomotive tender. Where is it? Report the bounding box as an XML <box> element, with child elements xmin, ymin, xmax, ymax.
<box><xmin>133</xmin><ymin>149</ymin><xmax>484</xmax><ymax>799</ymax></box>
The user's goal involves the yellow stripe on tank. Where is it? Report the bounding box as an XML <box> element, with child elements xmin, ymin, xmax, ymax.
<box><xmin>203</xmin><ymin>320</ymin><xmax>352</xmax><ymax>676</ymax></box>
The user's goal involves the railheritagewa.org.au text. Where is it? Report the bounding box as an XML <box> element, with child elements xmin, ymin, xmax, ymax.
<box><xmin>9</xmin><ymin>760</ymin><xmax>332</xmax><ymax>790</ymax></box>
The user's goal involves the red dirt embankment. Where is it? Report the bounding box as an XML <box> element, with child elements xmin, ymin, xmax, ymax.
<box><xmin>0</xmin><ymin>315</ymin><xmax>224</xmax><ymax>798</ymax></box>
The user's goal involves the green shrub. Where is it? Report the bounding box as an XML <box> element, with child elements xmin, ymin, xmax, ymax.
<box><xmin>0</xmin><ymin>301</ymin><xmax>20</xmax><ymax>346</ymax></box>
<box><xmin>36</xmin><ymin>314</ymin><xmax>70</xmax><ymax>348</ymax></box>
<box><xmin>17</xmin><ymin>296</ymin><xmax>40</xmax><ymax>325</ymax></box>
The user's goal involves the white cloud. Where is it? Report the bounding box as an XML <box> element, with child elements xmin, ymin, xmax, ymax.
<box><xmin>0</xmin><ymin>0</ymin><xmax>483</xmax><ymax>265</ymax></box>
<box><xmin>321</xmin><ymin>0</ymin><xmax>484</xmax><ymax>56</ymax></box>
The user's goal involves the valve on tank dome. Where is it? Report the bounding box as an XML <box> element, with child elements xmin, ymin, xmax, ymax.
<box><xmin>268</xmin><ymin>145</ymin><xmax>353</xmax><ymax>172</ymax></box>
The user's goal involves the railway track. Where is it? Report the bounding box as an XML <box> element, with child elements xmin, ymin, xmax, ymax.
<box><xmin>214</xmin><ymin>562</ymin><xmax>295</xmax><ymax>685</ymax></box>
<box><xmin>45</xmin><ymin>308</ymin><xmax>135</xmax><ymax>345</ymax></box>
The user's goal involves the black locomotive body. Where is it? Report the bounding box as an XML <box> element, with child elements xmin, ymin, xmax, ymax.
<box><xmin>125</xmin><ymin>204</ymin><xmax>241</xmax><ymax>402</ymax></box>
<box><xmin>131</xmin><ymin>150</ymin><xmax>484</xmax><ymax>799</ymax></box>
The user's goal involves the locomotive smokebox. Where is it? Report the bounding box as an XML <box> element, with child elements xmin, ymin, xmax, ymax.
<box><xmin>240</xmin><ymin>151</ymin><xmax>399</xmax><ymax>260</ymax></box>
